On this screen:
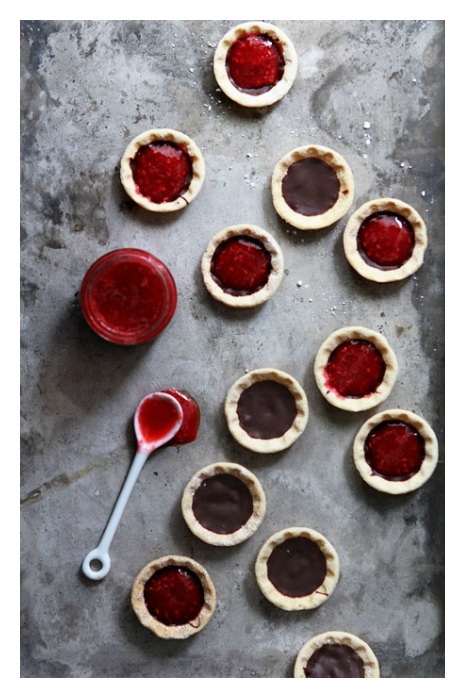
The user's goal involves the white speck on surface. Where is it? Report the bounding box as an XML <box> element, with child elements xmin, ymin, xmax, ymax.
<box><xmin>363</xmin><ymin>121</ymin><xmax>371</xmax><ymax>129</ymax></box>
<box><xmin>94</xmin><ymin>490</ymin><xmax>100</xmax><ymax>496</ymax></box>
<box><xmin>297</xmin><ymin>280</ymin><xmax>302</xmax><ymax>287</ymax></box>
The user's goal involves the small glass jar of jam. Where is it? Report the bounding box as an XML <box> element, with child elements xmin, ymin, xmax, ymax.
<box><xmin>80</xmin><ymin>248</ymin><xmax>177</xmax><ymax>345</ymax></box>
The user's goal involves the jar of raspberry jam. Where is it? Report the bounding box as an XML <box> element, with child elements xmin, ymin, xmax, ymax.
<box><xmin>80</xmin><ymin>248</ymin><xmax>177</xmax><ymax>345</ymax></box>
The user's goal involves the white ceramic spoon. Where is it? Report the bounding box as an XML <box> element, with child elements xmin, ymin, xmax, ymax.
<box><xmin>81</xmin><ymin>392</ymin><xmax>183</xmax><ymax>580</ymax></box>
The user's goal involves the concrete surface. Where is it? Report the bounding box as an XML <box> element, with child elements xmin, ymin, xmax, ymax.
<box><xmin>20</xmin><ymin>20</ymin><xmax>445</xmax><ymax>678</ymax></box>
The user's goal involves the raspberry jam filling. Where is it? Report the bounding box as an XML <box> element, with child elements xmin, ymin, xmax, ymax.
<box><xmin>282</xmin><ymin>158</ymin><xmax>340</xmax><ymax>216</ymax></box>
<box><xmin>130</xmin><ymin>141</ymin><xmax>193</xmax><ymax>204</ymax></box>
<box><xmin>266</xmin><ymin>537</ymin><xmax>327</xmax><ymax>598</ymax></box>
<box><xmin>211</xmin><ymin>235</ymin><xmax>272</xmax><ymax>296</ymax></box>
<box><xmin>364</xmin><ymin>419</ymin><xmax>426</xmax><ymax>481</ymax></box>
<box><xmin>163</xmin><ymin>389</ymin><xmax>200</xmax><ymax>446</ymax></box>
<box><xmin>137</xmin><ymin>394</ymin><xmax>182</xmax><ymax>445</ymax></box>
<box><xmin>304</xmin><ymin>644</ymin><xmax>365</xmax><ymax>678</ymax></box>
<box><xmin>226</xmin><ymin>33</ymin><xmax>284</xmax><ymax>94</ymax></box>
<box><xmin>357</xmin><ymin>211</ymin><xmax>415</xmax><ymax>269</ymax></box>
<box><xmin>144</xmin><ymin>565</ymin><xmax>205</xmax><ymax>626</ymax></box>
<box><xmin>325</xmin><ymin>339</ymin><xmax>386</xmax><ymax>399</ymax></box>
<box><xmin>192</xmin><ymin>474</ymin><xmax>254</xmax><ymax>534</ymax></box>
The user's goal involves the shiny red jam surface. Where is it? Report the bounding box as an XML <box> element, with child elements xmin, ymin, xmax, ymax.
<box><xmin>357</xmin><ymin>212</ymin><xmax>415</xmax><ymax>269</ymax></box>
<box><xmin>130</xmin><ymin>141</ymin><xmax>193</xmax><ymax>204</ymax></box>
<box><xmin>80</xmin><ymin>249</ymin><xmax>177</xmax><ymax>345</ymax></box>
<box><xmin>365</xmin><ymin>419</ymin><xmax>425</xmax><ymax>481</ymax></box>
<box><xmin>143</xmin><ymin>565</ymin><xmax>205</xmax><ymax>626</ymax></box>
<box><xmin>136</xmin><ymin>395</ymin><xmax>182</xmax><ymax>445</ymax></box>
<box><xmin>163</xmin><ymin>389</ymin><xmax>201</xmax><ymax>446</ymax></box>
<box><xmin>211</xmin><ymin>235</ymin><xmax>272</xmax><ymax>296</ymax></box>
<box><xmin>226</xmin><ymin>33</ymin><xmax>284</xmax><ymax>94</ymax></box>
<box><xmin>325</xmin><ymin>339</ymin><xmax>386</xmax><ymax>398</ymax></box>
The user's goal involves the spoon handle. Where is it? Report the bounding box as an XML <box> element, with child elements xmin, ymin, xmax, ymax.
<box><xmin>81</xmin><ymin>450</ymin><xmax>148</xmax><ymax>580</ymax></box>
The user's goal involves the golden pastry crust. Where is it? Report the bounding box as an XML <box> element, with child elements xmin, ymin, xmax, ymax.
<box><xmin>271</xmin><ymin>144</ymin><xmax>354</xmax><ymax>230</ymax></box>
<box><xmin>120</xmin><ymin>128</ymin><xmax>205</xmax><ymax>212</ymax></box>
<box><xmin>353</xmin><ymin>408</ymin><xmax>439</xmax><ymax>495</ymax></box>
<box><xmin>255</xmin><ymin>527</ymin><xmax>339</xmax><ymax>611</ymax></box>
<box><xmin>225</xmin><ymin>368</ymin><xmax>309</xmax><ymax>453</ymax></box>
<box><xmin>201</xmin><ymin>224</ymin><xmax>284</xmax><ymax>308</ymax></box>
<box><xmin>294</xmin><ymin>631</ymin><xmax>380</xmax><ymax>678</ymax></box>
<box><xmin>343</xmin><ymin>198</ymin><xmax>428</xmax><ymax>282</ymax></box>
<box><xmin>314</xmin><ymin>326</ymin><xmax>398</xmax><ymax>412</ymax></box>
<box><xmin>213</xmin><ymin>22</ymin><xmax>298</xmax><ymax>108</ymax></box>
<box><xmin>131</xmin><ymin>555</ymin><xmax>216</xmax><ymax>639</ymax></box>
<box><xmin>181</xmin><ymin>462</ymin><xmax>266</xmax><ymax>546</ymax></box>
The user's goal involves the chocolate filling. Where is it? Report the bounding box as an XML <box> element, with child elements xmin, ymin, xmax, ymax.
<box><xmin>192</xmin><ymin>474</ymin><xmax>253</xmax><ymax>534</ymax></box>
<box><xmin>237</xmin><ymin>380</ymin><xmax>297</xmax><ymax>439</ymax></box>
<box><xmin>304</xmin><ymin>643</ymin><xmax>365</xmax><ymax>678</ymax></box>
<box><xmin>281</xmin><ymin>158</ymin><xmax>340</xmax><ymax>216</ymax></box>
<box><xmin>266</xmin><ymin>536</ymin><xmax>327</xmax><ymax>597</ymax></box>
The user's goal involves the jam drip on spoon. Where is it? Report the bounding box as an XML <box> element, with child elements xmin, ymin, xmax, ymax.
<box><xmin>211</xmin><ymin>235</ymin><xmax>272</xmax><ymax>296</ymax></box>
<box><xmin>364</xmin><ymin>419</ymin><xmax>425</xmax><ymax>481</ymax></box>
<box><xmin>325</xmin><ymin>339</ymin><xmax>386</xmax><ymax>398</ymax></box>
<box><xmin>130</xmin><ymin>141</ymin><xmax>193</xmax><ymax>203</ymax></box>
<box><xmin>357</xmin><ymin>211</ymin><xmax>415</xmax><ymax>269</ymax></box>
<box><xmin>144</xmin><ymin>566</ymin><xmax>205</xmax><ymax>626</ymax></box>
<box><xmin>226</xmin><ymin>33</ymin><xmax>284</xmax><ymax>94</ymax></box>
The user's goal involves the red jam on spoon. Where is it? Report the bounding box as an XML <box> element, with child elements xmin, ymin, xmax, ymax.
<box><xmin>226</xmin><ymin>33</ymin><xmax>284</xmax><ymax>94</ymax></box>
<box><xmin>325</xmin><ymin>339</ymin><xmax>386</xmax><ymax>398</ymax></box>
<box><xmin>130</xmin><ymin>141</ymin><xmax>193</xmax><ymax>204</ymax></box>
<box><xmin>163</xmin><ymin>389</ymin><xmax>201</xmax><ymax>446</ymax></box>
<box><xmin>143</xmin><ymin>565</ymin><xmax>205</xmax><ymax>626</ymax></box>
<box><xmin>364</xmin><ymin>419</ymin><xmax>425</xmax><ymax>481</ymax></box>
<box><xmin>210</xmin><ymin>235</ymin><xmax>272</xmax><ymax>296</ymax></box>
<box><xmin>357</xmin><ymin>211</ymin><xmax>415</xmax><ymax>269</ymax></box>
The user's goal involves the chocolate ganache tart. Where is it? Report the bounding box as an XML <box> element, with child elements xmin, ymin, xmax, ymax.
<box><xmin>120</xmin><ymin>128</ymin><xmax>205</xmax><ymax>212</ymax></box>
<box><xmin>131</xmin><ymin>555</ymin><xmax>216</xmax><ymax>639</ymax></box>
<box><xmin>182</xmin><ymin>462</ymin><xmax>266</xmax><ymax>546</ymax></box>
<box><xmin>272</xmin><ymin>144</ymin><xmax>354</xmax><ymax>230</ymax></box>
<box><xmin>343</xmin><ymin>198</ymin><xmax>428</xmax><ymax>282</ymax></box>
<box><xmin>353</xmin><ymin>408</ymin><xmax>439</xmax><ymax>495</ymax></box>
<box><xmin>294</xmin><ymin>631</ymin><xmax>380</xmax><ymax>678</ymax></box>
<box><xmin>225</xmin><ymin>368</ymin><xmax>308</xmax><ymax>453</ymax></box>
<box><xmin>213</xmin><ymin>22</ymin><xmax>298</xmax><ymax>108</ymax></box>
<box><xmin>255</xmin><ymin>527</ymin><xmax>339</xmax><ymax>611</ymax></box>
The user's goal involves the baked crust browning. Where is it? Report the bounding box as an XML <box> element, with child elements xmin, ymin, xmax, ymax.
<box><xmin>271</xmin><ymin>144</ymin><xmax>354</xmax><ymax>230</ymax></box>
<box><xmin>120</xmin><ymin>128</ymin><xmax>205</xmax><ymax>212</ymax></box>
<box><xmin>225</xmin><ymin>368</ymin><xmax>309</xmax><ymax>453</ymax></box>
<box><xmin>353</xmin><ymin>408</ymin><xmax>439</xmax><ymax>494</ymax></box>
<box><xmin>294</xmin><ymin>631</ymin><xmax>380</xmax><ymax>678</ymax></box>
<box><xmin>213</xmin><ymin>22</ymin><xmax>298</xmax><ymax>108</ymax></box>
<box><xmin>131</xmin><ymin>555</ymin><xmax>216</xmax><ymax>639</ymax></box>
<box><xmin>201</xmin><ymin>224</ymin><xmax>284</xmax><ymax>308</ymax></box>
<box><xmin>255</xmin><ymin>527</ymin><xmax>339</xmax><ymax>611</ymax></box>
<box><xmin>343</xmin><ymin>198</ymin><xmax>427</xmax><ymax>282</ymax></box>
<box><xmin>314</xmin><ymin>326</ymin><xmax>398</xmax><ymax>412</ymax></box>
<box><xmin>181</xmin><ymin>462</ymin><xmax>266</xmax><ymax>546</ymax></box>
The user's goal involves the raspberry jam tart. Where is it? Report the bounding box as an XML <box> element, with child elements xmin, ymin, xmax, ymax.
<box><xmin>131</xmin><ymin>555</ymin><xmax>216</xmax><ymax>639</ymax></box>
<box><xmin>120</xmin><ymin>129</ymin><xmax>205</xmax><ymax>212</ymax></box>
<box><xmin>294</xmin><ymin>631</ymin><xmax>380</xmax><ymax>678</ymax></box>
<box><xmin>80</xmin><ymin>248</ymin><xmax>177</xmax><ymax>345</ymax></box>
<box><xmin>182</xmin><ymin>462</ymin><xmax>266</xmax><ymax>546</ymax></box>
<box><xmin>201</xmin><ymin>224</ymin><xmax>284</xmax><ymax>308</ymax></box>
<box><xmin>214</xmin><ymin>22</ymin><xmax>298</xmax><ymax>108</ymax></box>
<box><xmin>255</xmin><ymin>527</ymin><xmax>339</xmax><ymax>611</ymax></box>
<box><xmin>343</xmin><ymin>198</ymin><xmax>428</xmax><ymax>282</ymax></box>
<box><xmin>314</xmin><ymin>326</ymin><xmax>398</xmax><ymax>412</ymax></box>
<box><xmin>353</xmin><ymin>409</ymin><xmax>439</xmax><ymax>494</ymax></box>
<box><xmin>225</xmin><ymin>368</ymin><xmax>309</xmax><ymax>453</ymax></box>
<box><xmin>272</xmin><ymin>145</ymin><xmax>354</xmax><ymax>230</ymax></box>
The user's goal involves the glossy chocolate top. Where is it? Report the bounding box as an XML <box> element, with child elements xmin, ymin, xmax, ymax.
<box><xmin>266</xmin><ymin>536</ymin><xmax>327</xmax><ymax>597</ymax></box>
<box><xmin>192</xmin><ymin>473</ymin><xmax>253</xmax><ymax>534</ymax></box>
<box><xmin>282</xmin><ymin>158</ymin><xmax>340</xmax><ymax>216</ymax></box>
<box><xmin>304</xmin><ymin>643</ymin><xmax>365</xmax><ymax>678</ymax></box>
<box><xmin>237</xmin><ymin>380</ymin><xmax>297</xmax><ymax>439</ymax></box>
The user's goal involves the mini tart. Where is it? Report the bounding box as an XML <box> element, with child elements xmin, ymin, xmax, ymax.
<box><xmin>181</xmin><ymin>462</ymin><xmax>266</xmax><ymax>546</ymax></box>
<box><xmin>201</xmin><ymin>224</ymin><xmax>284</xmax><ymax>308</ymax></box>
<box><xmin>255</xmin><ymin>527</ymin><xmax>339</xmax><ymax>611</ymax></box>
<box><xmin>271</xmin><ymin>144</ymin><xmax>354</xmax><ymax>230</ymax></box>
<box><xmin>131</xmin><ymin>555</ymin><xmax>216</xmax><ymax>639</ymax></box>
<box><xmin>353</xmin><ymin>408</ymin><xmax>439</xmax><ymax>495</ymax></box>
<box><xmin>343</xmin><ymin>198</ymin><xmax>428</xmax><ymax>282</ymax></box>
<box><xmin>120</xmin><ymin>128</ymin><xmax>205</xmax><ymax>212</ymax></box>
<box><xmin>213</xmin><ymin>22</ymin><xmax>298</xmax><ymax>108</ymax></box>
<box><xmin>225</xmin><ymin>368</ymin><xmax>309</xmax><ymax>454</ymax></box>
<box><xmin>294</xmin><ymin>631</ymin><xmax>380</xmax><ymax>678</ymax></box>
<box><xmin>314</xmin><ymin>326</ymin><xmax>398</xmax><ymax>412</ymax></box>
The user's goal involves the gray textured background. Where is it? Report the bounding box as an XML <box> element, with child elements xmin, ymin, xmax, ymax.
<box><xmin>20</xmin><ymin>20</ymin><xmax>445</xmax><ymax>678</ymax></box>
